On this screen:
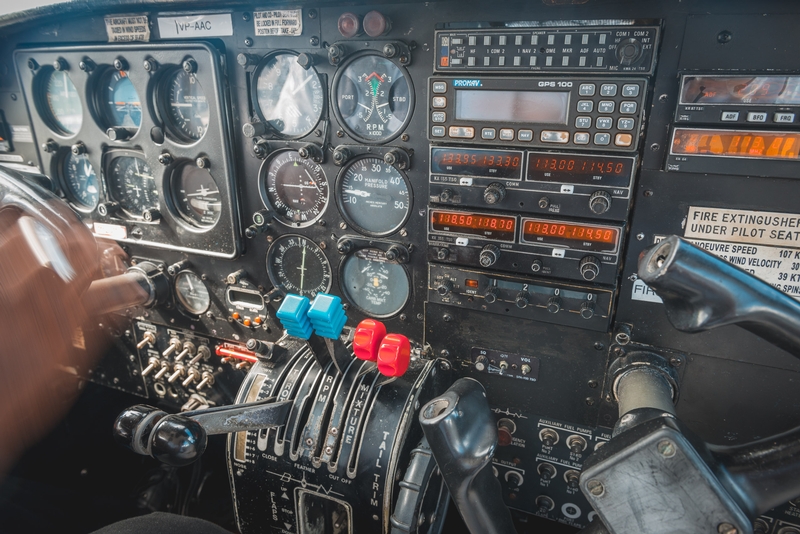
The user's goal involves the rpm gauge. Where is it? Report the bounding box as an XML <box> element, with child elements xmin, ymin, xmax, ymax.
<box><xmin>254</xmin><ymin>52</ymin><xmax>324</xmax><ymax>138</ymax></box>
<box><xmin>61</xmin><ymin>152</ymin><xmax>99</xmax><ymax>210</ymax></box>
<box><xmin>341</xmin><ymin>248</ymin><xmax>410</xmax><ymax>317</ymax></box>
<box><xmin>174</xmin><ymin>270</ymin><xmax>211</xmax><ymax>315</ymax></box>
<box><xmin>99</xmin><ymin>69</ymin><xmax>141</xmax><ymax>129</ymax></box>
<box><xmin>266</xmin><ymin>235</ymin><xmax>332</xmax><ymax>298</ymax></box>
<box><xmin>170</xmin><ymin>163</ymin><xmax>222</xmax><ymax>228</ymax></box>
<box><xmin>260</xmin><ymin>150</ymin><xmax>328</xmax><ymax>227</ymax></box>
<box><xmin>106</xmin><ymin>154</ymin><xmax>158</xmax><ymax>219</ymax></box>
<box><xmin>333</xmin><ymin>53</ymin><xmax>413</xmax><ymax>143</ymax></box>
<box><xmin>162</xmin><ymin>68</ymin><xmax>209</xmax><ymax>142</ymax></box>
<box><xmin>39</xmin><ymin>68</ymin><xmax>83</xmax><ymax>135</ymax></box>
<box><xmin>337</xmin><ymin>156</ymin><xmax>411</xmax><ymax>236</ymax></box>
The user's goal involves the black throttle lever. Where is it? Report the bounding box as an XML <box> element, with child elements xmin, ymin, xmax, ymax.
<box><xmin>114</xmin><ymin>397</ymin><xmax>292</xmax><ymax>466</ymax></box>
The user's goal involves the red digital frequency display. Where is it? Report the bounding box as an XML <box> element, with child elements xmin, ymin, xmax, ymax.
<box><xmin>671</xmin><ymin>128</ymin><xmax>800</xmax><ymax>160</ymax></box>
<box><xmin>526</xmin><ymin>153</ymin><xmax>634</xmax><ymax>187</ymax></box>
<box><xmin>431</xmin><ymin>210</ymin><xmax>516</xmax><ymax>242</ymax></box>
<box><xmin>521</xmin><ymin>219</ymin><xmax>619</xmax><ymax>253</ymax></box>
<box><xmin>431</xmin><ymin>148</ymin><xmax>523</xmax><ymax>179</ymax></box>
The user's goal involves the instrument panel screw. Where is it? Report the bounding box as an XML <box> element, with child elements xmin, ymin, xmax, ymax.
<box><xmin>324</xmin><ymin>446</ymin><xmax>333</xmax><ymax>455</ymax></box>
<box><xmin>587</xmin><ymin>480</ymin><xmax>604</xmax><ymax>497</ymax></box>
<box><xmin>585</xmin><ymin>397</ymin><xmax>595</xmax><ymax>406</ymax></box>
<box><xmin>143</xmin><ymin>58</ymin><xmax>158</xmax><ymax>72</ymax></box>
<box><xmin>657</xmin><ymin>440</ymin><xmax>676</xmax><ymax>457</ymax></box>
<box><xmin>594</xmin><ymin>342</ymin><xmax>605</xmax><ymax>351</ymax></box>
<box><xmin>10</xmin><ymin>93</ymin><xmax>16</xmax><ymax>101</ymax></box>
<box><xmin>242</xmin><ymin>12</ymin><xmax>250</xmax><ymax>21</ymax></box>
<box><xmin>401</xmin><ymin>134</ymin><xmax>410</xmax><ymax>142</ymax></box>
<box><xmin>669</xmin><ymin>356</ymin><xmax>683</xmax><ymax>367</ymax></box>
<box><xmin>439</xmin><ymin>360</ymin><xmax>451</xmax><ymax>370</ymax></box>
<box><xmin>336</xmin><ymin>130</ymin><xmax>345</xmax><ymax>138</ymax></box>
<box><xmin>158</xmin><ymin>153</ymin><xmax>173</xmax><ymax>165</ymax></box>
<box><xmin>636</xmin><ymin>233</ymin><xmax>645</xmax><ymax>241</ymax></box>
<box><xmin>399</xmin><ymin>314</ymin><xmax>407</xmax><ymax>321</ymax></box>
<box><xmin>305</xmin><ymin>438</ymin><xmax>314</xmax><ymax>446</ymax></box>
<box><xmin>717</xmin><ymin>30</ymin><xmax>733</xmax><ymax>44</ymax></box>
<box><xmin>399</xmin><ymin>228</ymin><xmax>408</xmax><ymax>237</ymax></box>
<box><xmin>244</xmin><ymin>37</ymin><xmax>253</xmax><ymax>47</ymax></box>
<box><xmin>308</xmin><ymin>9</ymin><xmax>317</xmax><ymax>18</ymax></box>
<box><xmin>196</xmin><ymin>156</ymin><xmax>210</xmax><ymax>169</ymax></box>
<box><xmin>439</xmin><ymin>349</ymin><xmax>450</xmax><ymax>358</ymax></box>
<box><xmin>416</xmin><ymin>313</ymin><xmax>423</xmax><ymax>321</ymax></box>
<box><xmin>650</xmin><ymin>143</ymin><xmax>660</xmax><ymax>151</ymax></box>
<box><xmin>658</xmin><ymin>93</ymin><xmax>668</xmax><ymax>103</ymax></box>
<box><xmin>310</xmin><ymin>36</ymin><xmax>320</xmax><ymax>46</ymax></box>
<box><xmin>442</xmin><ymin>314</ymin><xmax>452</xmax><ymax>322</ymax></box>
<box><xmin>27</xmin><ymin>58</ymin><xmax>38</xmax><ymax>71</ymax></box>
<box><xmin>339</xmin><ymin>222</ymin><xmax>347</xmax><ymax>230</ymax></box>
<box><xmin>644</xmin><ymin>190</ymin><xmax>654</xmax><ymax>197</ymax></box>
<box><xmin>588</xmin><ymin>380</ymin><xmax>598</xmax><ymax>388</ymax></box>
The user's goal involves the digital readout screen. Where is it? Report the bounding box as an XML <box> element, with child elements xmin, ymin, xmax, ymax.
<box><xmin>526</xmin><ymin>153</ymin><xmax>634</xmax><ymax>187</ymax></box>
<box><xmin>431</xmin><ymin>148</ymin><xmax>524</xmax><ymax>179</ymax></box>
<box><xmin>680</xmin><ymin>76</ymin><xmax>800</xmax><ymax>105</ymax></box>
<box><xmin>671</xmin><ymin>129</ymin><xmax>800</xmax><ymax>160</ymax></box>
<box><xmin>455</xmin><ymin>90</ymin><xmax>569</xmax><ymax>124</ymax></box>
<box><xmin>521</xmin><ymin>219</ymin><xmax>619</xmax><ymax>253</ymax></box>
<box><xmin>431</xmin><ymin>210</ymin><xmax>516</xmax><ymax>242</ymax></box>
<box><xmin>227</xmin><ymin>289</ymin><xmax>265</xmax><ymax>310</ymax></box>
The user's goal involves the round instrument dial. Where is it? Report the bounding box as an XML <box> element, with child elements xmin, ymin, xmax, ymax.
<box><xmin>261</xmin><ymin>150</ymin><xmax>328</xmax><ymax>227</ymax></box>
<box><xmin>337</xmin><ymin>156</ymin><xmax>411</xmax><ymax>236</ymax></box>
<box><xmin>266</xmin><ymin>235</ymin><xmax>332</xmax><ymax>298</ymax></box>
<box><xmin>107</xmin><ymin>155</ymin><xmax>158</xmax><ymax>218</ymax></box>
<box><xmin>333</xmin><ymin>54</ymin><xmax>413</xmax><ymax>143</ymax></box>
<box><xmin>41</xmin><ymin>68</ymin><xmax>83</xmax><ymax>135</ymax></box>
<box><xmin>100</xmin><ymin>69</ymin><xmax>141</xmax><ymax>129</ymax></box>
<box><xmin>341</xmin><ymin>248</ymin><xmax>410</xmax><ymax>317</ymax></box>
<box><xmin>174</xmin><ymin>270</ymin><xmax>211</xmax><ymax>315</ymax></box>
<box><xmin>170</xmin><ymin>163</ymin><xmax>222</xmax><ymax>228</ymax></box>
<box><xmin>164</xmin><ymin>69</ymin><xmax>209</xmax><ymax>142</ymax></box>
<box><xmin>62</xmin><ymin>152</ymin><xmax>99</xmax><ymax>210</ymax></box>
<box><xmin>255</xmin><ymin>53</ymin><xmax>324</xmax><ymax>138</ymax></box>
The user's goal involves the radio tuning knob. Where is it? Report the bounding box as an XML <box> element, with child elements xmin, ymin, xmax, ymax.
<box><xmin>440</xmin><ymin>188</ymin><xmax>454</xmax><ymax>202</ymax></box>
<box><xmin>531</xmin><ymin>260</ymin><xmax>543</xmax><ymax>273</ymax></box>
<box><xmin>483</xmin><ymin>183</ymin><xmax>506</xmax><ymax>205</ymax></box>
<box><xmin>436</xmin><ymin>279</ymin><xmax>454</xmax><ymax>296</ymax></box>
<box><xmin>579</xmin><ymin>256</ymin><xmax>601</xmax><ymax>281</ymax></box>
<box><xmin>580</xmin><ymin>301</ymin><xmax>595</xmax><ymax>319</ymax></box>
<box><xmin>515</xmin><ymin>291</ymin><xmax>529</xmax><ymax>309</ymax></box>
<box><xmin>589</xmin><ymin>190</ymin><xmax>612</xmax><ymax>214</ymax></box>
<box><xmin>484</xmin><ymin>287</ymin><xmax>499</xmax><ymax>303</ymax></box>
<box><xmin>436</xmin><ymin>248</ymin><xmax>450</xmax><ymax>261</ymax></box>
<box><xmin>479</xmin><ymin>244</ymin><xmax>500</xmax><ymax>267</ymax></box>
<box><xmin>547</xmin><ymin>296</ymin><xmax>562</xmax><ymax>314</ymax></box>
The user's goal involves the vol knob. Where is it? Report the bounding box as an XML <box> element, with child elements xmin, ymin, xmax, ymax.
<box><xmin>515</xmin><ymin>291</ymin><xmax>529</xmax><ymax>309</ymax></box>
<box><xmin>547</xmin><ymin>296</ymin><xmax>562</xmax><ymax>314</ymax></box>
<box><xmin>436</xmin><ymin>280</ymin><xmax>454</xmax><ymax>296</ymax></box>
<box><xmin>589</xmin><ymin>190</ymin><xmax>612</xmax><ymax>214</ymax></box>
<box><xmin>484</xmin><ymin>287</ymin><xmax>499</xmax><ymax>303</ymax></box>
<box><xmin>579</xmin><ymin>256</ymin><xmax>601</xmax><ymax>281</ymax></box>
<box><xmin>580</xmin><ymin>301</ymin><xmax>595</xmax><ymax>319</ymax></box>
<box><xmin>479</xmin><ymin>244</ymin><xmax>500</xmax><ymax>267</ymax></box>
<box><xmin>439</xmin><ymin>188</ymin><xmax>455</xmax><ymax>202</ymax></box>
<box><xmin>483</xmin><ymin>183</ymin><xmax>506</xmax><ymax>205</ymax></box>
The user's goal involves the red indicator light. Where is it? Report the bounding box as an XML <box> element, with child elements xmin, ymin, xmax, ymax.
<box><xmin>363</xmin><ymin>10</ymin><xmax>391</xmax><ymax>37</ymax></box>
<box><xmin>337</xmin><ymin>12</ymin><xmax>361</xmax><ymax>38</ymax></box>
<box><xmin>440</xmin><ymin>56</ymin><xmax>449</xmax><ymax>67</ymax></box>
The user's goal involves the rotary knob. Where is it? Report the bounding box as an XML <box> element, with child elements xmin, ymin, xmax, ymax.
<box><xmin>616</xmin><ymin>38</ymin><xmax>643</xmax><ymax>66</ymax></box>
<box><xmin>436</xmin><ymin>280</ymin><xmax>454</xmax><ymax>296</ymax></box>
<box><xmin>483</xmin><ymin>183</ymin><xmax>506</xmax><ymax>205</ymax></box>
<box><xmin>474</xmin><ymin>355</ymin><xmax>488</xmax><ymax>372</ymax></box>
<box><xmin>484</xmin><ymin>287</ymin><xmax>499</xmax><ymax>303</ymax></box>
<box><xmin>439</xmin><ymin>188</ymin><xmax>455</xmax><ymax>202</ymax></box>
<box><xmin>589</xmin><ymin>190</ymin><xmax>612</xmax><ymax>214</ymax></box>
<box><xmin>580</xmin><ymin>301</ymin><xmax>595</xmax><ymax>319</ymax></box>
<box><xmin>479</xmin><ymin>244</ymin><xmax>500</xmax><ymax>267</ymax></box>
<box><xmin>547</xmin><ymin>296</ymin><xmax>562</xmax><ymax>314</ymax></box>
<box><xmin>579</xmin><ymin>256</ymin><xmax>601</xmax><ymax>281</ymax></box>
<box><xmin>515</xmin><ymin>291</ymin><xmax>529</xmax><ymax>309</ymax></box>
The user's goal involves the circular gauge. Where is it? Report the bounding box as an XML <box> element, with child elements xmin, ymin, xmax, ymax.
<box><xmin>107</xmin><ymin>155</ymin><xmax>158</xmax><ymax>218</ymax></box>
<box><xmin>99</xmin><ymin>69</ymin><xmax>141</xmax><ymax>129</ymax></box>
<box><xmin>174</xmin><ymin>270</ymin><xmax>211</xmax><ymax>315</ymax></box>
<box><xmin>333</xmin><ymin>53</ymin><xmax>413</xmax><ymax>143</ymax></box>
<box><xmin>337</xmin><ymin>156</ymin><xmax>411</xmax><ymax>236</ymax></box>
<box><xmin>163</xmin><ymin>69</ymin><xmax>209</xmax><ymax>142</ymax></box>
<box><xmin>266</xmin><ymin>235</ymin><xmax>332</xmax><ymax>298</ymax></box>
<box><xmin>39</xmin><ymin>68</ymin><xmax>83</xmax><ymax>135</ymax></box>
<box><xmin>254</xmin><ymin>52</ymin><xmax>324</xmax><ymax>138</ymax></box>
<box><xmin>61</xmin><ymin>152</ymin><xmax>99</xmax><ymax>210</ymax></box>
<box><xmin>341</xmin><ymin>248</ymin><xmax>410</xmax><ymax>317</ymax></box>
<box><xmin>260</xmin><ymin>150</ymin><xmax>328</xmax><ymax>227</ymax></box>
<box><xmin>170</xmin><ymin>163</ymin><xmax>222</xmax><ymax>228</ymax></box>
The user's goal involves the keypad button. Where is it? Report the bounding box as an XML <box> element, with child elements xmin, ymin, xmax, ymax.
<box><xmin>579</xmin><ymin>84</ymin><xmax>596</xmax><ymax>96</ymax></box>
<box><xmin>481</xmin><ymin>128</ymin><xmax>496</xmax><ymax>140</ymax></box>
<box><xmin>775</xmin><ymin>112</ymin><xmax>796</xmax><ymax>123</ymax></box>
<box><xmin>598</xmin><ymin>101</ymin><xmax>615</xmax><ymax>114</ymax></box>
<box><xmin>448</xmin><ymin>126</ymin><xmax>475</xmax><ymax>139</ymax></box>
<box><xmin>622</xmin><ymin>84</ymin><xmax>640</xmax><ymax>97</ymax></box>
<box><xmin>499</xmin><ymin>128</ymin><xmax>515</xmax><ymax>141</ymax></box>
<box><xmin>574</xmin><ymin>132</ymin><xmax>590</xmax><ymax>145</ymax></box>
<box><xmin>432</xmin><ymin>82</ymin><xmax>447</xmax><ymax>94</ymax></box>
<box><xmin>431</xmin><ymin>112</ymin><xmax>446</xmax><ymax>123</ymax></box>
<box><xmin>615</xmin><ymin>133</ymin><xmax>633</xmax><ymax>147</ymax></box>
<box><xmin>594</xmin><ymin>132</ymin><xmax>611</xmax><ymax>146</ymax></box>
<box><xmin>432</xmin><ymin>96</ymin><xmax>447</xmax><ymax>108</ymax></box>
<box><xmin>596</xmin><ymin>117</ymin><xmax>613</xmax><ymax>130</ymax></box>
<box><xmin>747</xmin><ymin>112</ymin><xmax>768</xmax><ymax>123</ymax></box>
<box><xmin>600</xmin><ymin>84</ymin><xmax>618</xmax><ymax>97</ymax></box>
<box><xmin>575</xmin><ymin>117</ymin><xmax>592</xmax><ymax>129</ymax></box>
<box><xmin>620</xmin><ymin>101</ymin><xmax>638</xmax><ymax>114</ymax></box>
<box><xmin>518</xmin><ymin>129</ymin><xmax>533</xmax><ymax>142</ymax></box>
<box><xmin>617</xmin><ymin>118</ymin><xmax>635</xmax><ymax>131</ymax></box>
<box><xmin>431</xmin><ymin>126</ymin><xmax>445</xmax><ymax>137</ymax></box>
<box><xmin>721</xmin><ymin>111</ymin><xmax>740</xmax><ymax>122</ymax></box>
<box><xmin>541</xmin><ymin>131</ymin><xmax>569</xmax><ymax>144</ymax></box>
<box><xmin>577</xmin><ymin>100</ymin><xmax>594</xmax><ymax>113</ymax></box>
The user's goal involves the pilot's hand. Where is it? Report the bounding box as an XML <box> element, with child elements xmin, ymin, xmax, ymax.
<box><xmin>0</xmin><ymin>207</ymin><xmax>105</xmax><ymax>475</ymax></box>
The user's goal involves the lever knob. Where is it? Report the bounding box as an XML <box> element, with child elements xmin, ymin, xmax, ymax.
<box><xmin>353</xmin><ymin>319</ymin><xmax>387</xmax><ymax>362</ymax></box>
<box><xmin>113</xmin><ymin>405</ymin><xmax>207</xmax><ymax>467</ymax></box>
<box><xmin>376</xmin><ymin>333</ymin><xmax>411</xmax><ymax>377</ymax></box>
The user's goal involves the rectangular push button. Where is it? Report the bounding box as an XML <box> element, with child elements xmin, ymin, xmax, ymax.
<box><xmin>775</xmin><ymin>112</ymin><xmax>796</xmax><ymax>123</ymax></box>
<box><xmin>541</xmin><ymin>131</ymin><xmax>569</xmax><ymax>143</ymax></box>
<box><xmin>431</xmin><ymin>96</ymin><xmax>447</xmax><ymax>108</ymax></box>
<box><xmin>517</xmin><ymin>129</ymin><xmax>533</xmax><ymax>142</ymax></box>
<box><xmin>481</xmin><ymin>128</ymin><xmax>496</xmax><ymax>140</ymax></box>
<box><xmin>448</xmin><ymin>126</ymin><xmax>475</xmax><ymax>139</ymax></box>
<box><xmin>747</xmin><ymin>112</ymin><xmax>768</xmax><ymax>122</ymax></box>
<box><xmin>721</xmin><ymin>111</ymin><xmax>739</xmax><ymax>121</ymax></box>
<box><xmin>432</xmin><ymin>82</ymin><xmax>447</xmax><ymax>94</ymax></box>
<box><xmin>431</xmin><ymin>126</ymin><xmax>445</xmax><ymax>137</ymax></box>
<box><xmin>499</xmin><ymin>128</ymin><xmax>515</xmax><ymax>141</ymax></box>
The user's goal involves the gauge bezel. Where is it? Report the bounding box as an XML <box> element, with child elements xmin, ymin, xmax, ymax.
<box><xmin>258</xmin><ymin>149</ymin><xmax>330</xmax><ymax>228</ymax></box>
<box><xmin>58</xmin><ymin>148</ymin><xmax>101</xmax><ymax>213</ymax></box>
<box><xmin>338</xmin><ymin>247</ymin><xmax>412</xmax><ymax>318</ymax></box>
<box><xmin>102</xmin><ymin>148</ymin><xmax>159</xmax><ymax>220</ymax></box>
<box><xmin>33</xmin><ymin>66</ymin><xmax>83</xmax><ymax>138</ymax></box>
<box><xmin>173</xmin><ymin>269</ymin><xmax>212</xmax><ymax>316</ymax></box>
<box><xmin>335</xmin><ymin>155</ymin><xmax>414</xmax><ymax>237</ymax></box>
<box><xmin>330</xmin><ymin>51</ymin><xmax>415</xmax><ymax>144</ymax></box>
<box><xmin>251</xmin><ymin>50</ymin><xmax>326</xmax><ymax>140</ymax></box>
<box><xmin>91</xmin><ymin>65</ymin><xmax>142</xmax><ymax>135</ymax></box>
<box><xmin>166</xmin><ymin>159</ymin><xmax>223</xmax><ymax>231</ymax></box>
<box><xmin>265</xmin><ymin>234</ymin><xmax>333</xmax><ymax>298</ymax></box>
<box><xmin>154</xmin><ymin>65</ymin><xmax>209</xmax><ymax>145</ymax></box>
